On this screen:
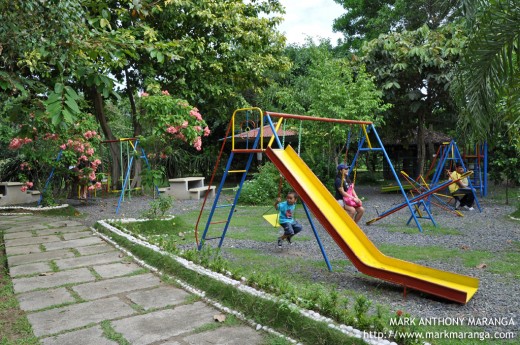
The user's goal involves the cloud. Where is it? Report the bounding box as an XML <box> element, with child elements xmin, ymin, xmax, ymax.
<box><xmin>278</xmin><ymin>0</ymin><xmax>345</xmax><ymax>45</ymax></box>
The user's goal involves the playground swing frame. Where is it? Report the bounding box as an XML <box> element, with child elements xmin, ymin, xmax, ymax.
<box><xmin>100</xmin><ymin>138</ymin><xmax>160</xmax><ymax>214</ymax></box>
<box><xmin>262</xmin><ymin>118</ymin><xmax>304</xmax><ymax>228</ymax></box>
<box><xmin>194</xmin><ymin>108</ymin><xmax>479</xmax><ymax>304</ymax></box>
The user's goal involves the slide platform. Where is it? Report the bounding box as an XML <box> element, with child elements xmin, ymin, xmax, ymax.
<box><xmin>265</xmin><ymin>146</ymin><xmax>478</xmax><ymax>304</ymax></box>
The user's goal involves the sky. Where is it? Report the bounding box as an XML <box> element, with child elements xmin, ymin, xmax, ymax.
<box><xmin>277</xmin><ymin>0</ymin><xmax>346</xmax><ymax>45</ymax></box>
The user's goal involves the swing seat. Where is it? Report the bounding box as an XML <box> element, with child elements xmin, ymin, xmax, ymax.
<box><xmin>263</xmin><ymin>213</ymin><xmax>280</xmax><ymax>227</ymax></box>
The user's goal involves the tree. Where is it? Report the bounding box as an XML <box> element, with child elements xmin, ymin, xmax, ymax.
<box><xmin>333</xmin><ymin>0</ymin><xmax>462</xmax><ymax>51</ymax></box>
<box><xmin>362</xmin><ymin>24</ymin><xmax>467</xmax><ymax>175</ymax></box>
<box><xmin>1</xmin><ymin>0</ymin><xmax>290</xmax><ymax>187</ymax></box>
<box><xmin>256</xmin><ymin>41</ymin><xmax>390</xmax><ymax>177</ymax></box>
<box><xmin>455</xmin><ymin>0</ymin><xmax>520</xmax><ymax>142</ymax></box>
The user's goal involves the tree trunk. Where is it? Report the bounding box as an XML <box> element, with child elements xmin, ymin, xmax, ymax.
<box><xmin>417</xmin><ymin>111</ymin><xmax>426</xmax><ymax>177</ymax></box>
<box><xmin>126</xmin><ymin>72</ymin><xmax>144</xmax><ymax>190</ymax></box>
<box><xmin>88</xmin><ymin>86</ymin><xmax>121</xmax><ymax>190</ymax></box>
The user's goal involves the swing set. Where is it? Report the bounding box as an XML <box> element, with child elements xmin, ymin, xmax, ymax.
<box><xmin>262</xmin><ymin>119</ymin><xmax>303</xmax><ymax>228</ymax></box>
<box><xmin>100</xmin><ymin>138</ymin><xmax>159</xmax><ymax>214</ymax></box>
<box><xmin>192</xmin><ymin>108</ymin><xmax>479</xmax><ymax>304</ymax></box>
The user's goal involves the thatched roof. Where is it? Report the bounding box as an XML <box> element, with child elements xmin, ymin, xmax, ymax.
<box><xmin>234</xmin><ymin>125</ymin><xmax>298</xmax><ymax>142</ymax></box>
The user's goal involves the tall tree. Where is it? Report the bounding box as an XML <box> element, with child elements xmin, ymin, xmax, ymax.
<box><xmin>362</xmin><ymin>24</ymin><xmax>467</xmax><ymax>175</ymax></box>
<box><xmin>1</xmin><ymin>0</ymin><xmax>290</xmax><ymax>185</ymax></box>
<box><xmin>333</xmin><ymin>0</ymin><xmax>462</xmax><ymax>51</ymax></box>
<box><xmin>455</xmin><ymin>0</ymin><xmax>520</xmax><ymax>142</ymax></box>
<box><xmin>257</xmin><ymin>41</ymin><xmax>390</xmax><ymax>176</ymax></box>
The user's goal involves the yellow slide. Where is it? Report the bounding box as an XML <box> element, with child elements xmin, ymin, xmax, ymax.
<box><xmin>266</xmin><ymin>146</ymin><xmax>478</xmax><ymax>304</ymax></box>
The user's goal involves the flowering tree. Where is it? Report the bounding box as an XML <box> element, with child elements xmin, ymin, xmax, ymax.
<box><xmin>8</xmin><ymin>111</ymin><xmax>102</xmax><ymax>197</ymax></box>
<box><xmin>137</xmin><ymin>90</ymin><xmax>211</xmax><ymax>158</ymax></box>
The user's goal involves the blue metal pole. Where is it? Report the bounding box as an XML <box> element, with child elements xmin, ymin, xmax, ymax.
<box><xmin>370</xmin><ymin>125</ymin><xmax>427</xmax><ymax>232</ymax></box>
<box><xmin>38</xmin><ymin>150</ymin><xmax>63</xmax><ymax>205</ymax></box>
<box><xmin>302</xmin><ymin>202</ymin><xmax>332</xmax><ymax>272</ymax></box>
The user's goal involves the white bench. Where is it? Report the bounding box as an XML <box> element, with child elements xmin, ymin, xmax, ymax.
<box><xmin>188</xmin><ymin>186</ymin><xmax>216</xmax><ymax>200</ymax></box>
<box><xmin>163</xmin><ymin>177</ymin><xmax>215</xmax><ymax>200</ymax></box>
<box><xmin>0</xmin><ymin>182</ymin><xmax>41</xmax><ymax>206</ymax></box>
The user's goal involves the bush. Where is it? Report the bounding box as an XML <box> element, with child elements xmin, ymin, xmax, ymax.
<box><xmin>141</xmin><ymin>195</ymin><xmax>174</xmax><ymax>219</ymax></box>
<box><xmin>239</xmin><ymin>162</ymin><xmax>292</xmax><ymax>205</ymax></box>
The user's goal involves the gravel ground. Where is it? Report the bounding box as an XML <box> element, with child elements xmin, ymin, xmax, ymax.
<box><xmin>71</xmin><ymin>185</ymin><xmax>520</xmax><ymax>336</ymax></box>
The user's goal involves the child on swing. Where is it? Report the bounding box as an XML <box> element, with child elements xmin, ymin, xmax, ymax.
<box><xmin>275</xmin><ymin>191</ymin><xmax>303</xmax><ymax>248</ymax></box>
<box><xmin>335</xmin><ymin>164</ymin><xmax>364</xmax><ymax>223</ymax></box>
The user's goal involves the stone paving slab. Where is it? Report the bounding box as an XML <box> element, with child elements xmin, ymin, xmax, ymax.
<box><xmin>3</xmin><ymin>223</ymin><xmax>48</xmax><ymax>233</ymax></box>
<box><xmin>62</xmin><ymin>231</ymin><xmax>93</xmax><ymax>240</ymax></box>
<box><xmin>93</xmin><ymin>262</ymin><xmax>143</xmax><ymax>279</ymax></box>
<box><xmin>28</xmin><ymin>296</ymin><xmax>135</xmax><ymax>337</ymax></box>
<box><xmin>54</xmin><ymin>251</ymin><xmax>122</xmax><ymax>270</ymax></box>
<box><xmin>18</xmin><ymin>287</ymin><xmax>75</xmax><ymax>311</ymax></box>
<box><xmin>76</xmin><ymin>243</ymin><xmax>117</xmax><ymax>256</ymax></box>
<box><xmin>9</xmin><ymin>261</ymin><xmax>51</xmax><ymax>277</ymax></box>
<box><xmin>46</xmin><ymin>220</ymin><xmax>84</xmax><ymax>227</ymax></box>
<box><xmin>111</xmin><ymin>302</ymin><xmax>215</xmax><ymax>345</ymax></box>
<box><xmin>44</xmin><ymin>236</ymin><xmax>104</xmax><ymax>251</ymax></box>
<box><xmin>5</xmin><ymin>234</ymin><xmax>61</xmax><ymax>247</ymax></box>
<box><xmin>41</xmin><ymin>325</ymin><xmax>118</xmax><ymax>345</ymax></box>
<box><xmin>6</xmin><ymin>244</ymin><xmax>41</xmax><ymax>256</ymax></box>
<box><xmin>72</xmin><ymin>273</ymin><xmax>162</xmax><ymax>300</ymax></box>
<box><xmin>38</xmin><ymin>226</ymin><xmax>89</xmax><ymax>236</ymax></box>
<box><xmin>126</xmin><ymin>285</ymin><xmax>190</xmax><ymax>310</ymax></box>
<box><xmin>8</xmin><ymin>248</ymin><xmax>75</xmax><ymax>266</ymax></box>
<box><xmin>181</xmin><ymin>325</ymin><xmax>264</xmax><ymax>345</ymax></box>
<box><xmin>13</xmin><ymin>267</ymin><xmax>95</xmax><ymax>293</ymax></box>
<box><xmin>4</xmin><ymin>230</ymin><xmax>36</xmax><ymax>240</ymax></box>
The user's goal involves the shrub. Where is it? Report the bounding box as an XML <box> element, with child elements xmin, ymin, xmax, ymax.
<box><xmin>239</xmin><ymin>162</ymin><xmax>291</xmax><ymax>205</ymax></box>
<box><xmin>141</xmin><ymin>195</ymin><xmax>174</xmax><ymax>219</ymax></box>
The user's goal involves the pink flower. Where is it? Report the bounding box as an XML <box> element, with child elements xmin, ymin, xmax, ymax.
<box><xmin>26</xmin><ymin>181</ymin><xmax>33</xmax><ymax>188</ymax></box>
<box><xmin>79</xmin><ymin>155</ymin><xmax>88</xmax><ymax>161</ymax></box>
<box><xmin>140</xmin><ymin>92</ymin><xmax>149</xmax><ymax>97</ymax></box>
<box><xmin>20</xmin><ymin>186</ymin><xmax>28</xmax><ymax>192</ymax></box>
<box><xmin>203</xmin><ymin>126</ymin><xmax>211</xmax><ymax>137</ymax></box>
<box><xmin>166</xmin><ymin>126</ymin><xmax>178</xmax><ymax>134</ymax></box>
<box><xmin>161</xmin><ymin>90</ymin><xmax>170</xmax><ymax>95</ymax></box>
<box><xmin>60</xmin><ymin>144</ymin><xmax>67</xmax><ymax>150</ymax></box>
<box><xmin>89</xmin><ymin>172</ymin><xmax>96</xmax><ymax>181</ymax></box>
<box><xmin>194</xmin><ymin>126</ymin><xmax>202</xmax><ymax>131</ymax></box>
<box><xmin>189</xmin><ymin>108</ymin><xmax>203</xmax><ymax>121</ymax></box>
<box><xmin>181</xmin><ymin>121</ymin><xmax>189</xmax><ymax>129</ymax></box>
<box><xmin>86</xmin><ymin>148</ymin><xmax>95</xmax><ymax>156</ymax></box>
<box><xmin>160</xmin><ymin>152</ymin><xmax>168</xmax><ymax>159</ymax></box>
<box><xmin>91</xmin><ymin>159</ymin><xmax>102</xmax><ymax>168</ymax></box>
<box><xmin>8</xmin><ymin>138</ymin><xmax>23</xmax><ymax>150</ymax></box>
<box><xmin>193</xmin><ymin>136</ymin><xmax>202</xmax><ymax>151</ymax></box>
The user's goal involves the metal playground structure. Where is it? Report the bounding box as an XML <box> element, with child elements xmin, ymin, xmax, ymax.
<box><xmin>193</xmin><ymin>108</ymin><xmax>479</xmax><ymax>304</ymax></box>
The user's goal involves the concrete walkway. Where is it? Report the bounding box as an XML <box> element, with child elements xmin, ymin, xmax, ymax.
<box><xmin>1</xmin><ymin>214</ymin><xmax>265</xmax><ymax>345</ymax></box>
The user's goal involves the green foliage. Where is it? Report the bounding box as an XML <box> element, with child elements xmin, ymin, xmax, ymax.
<box><xmin>140</xmin><ymin>167</ymin><xmax>167</xmax><ymax>196</ymax></box>
<box><xmin>137</xmin><ymin>91</ymin><xmax>210</xmax><ymax>155</ymax></box>
<box><xmin>141</xmin><ymin>195</ymin><xmax>174</xmax><ymax>219</ymax></box>
<box><xmin>488</xmin><ymin>122</ymin><xmax>520</xmax><ymax>191</ymax></box>
<box><xmin>333</xmin><ymin>0</ymin><xmax>463</xmax><ymax>51</ymax></box>
<box><xmin>456</xmin><ymin>0</ymin><xmax>520</xmax><ymax>142</ymax></box>
<box><xmin>258</xmin><ymin>42</ymin><xmax>389</xmax><ymax>169</ymax></box>
<box><xmin>239</xmin><ymin>162</ymin><xmax>291</xmax><ymax>205</ymax></box>
<box><xmin>362</xmin><ymin>23</ymin><xmax>467</xmax><ymax>174</ymax></box>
